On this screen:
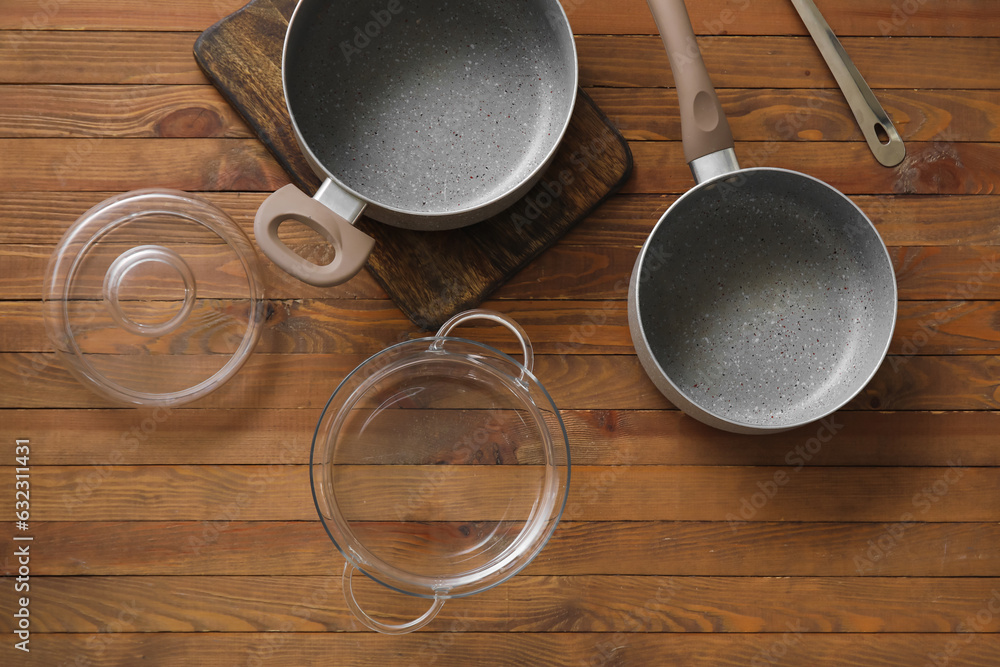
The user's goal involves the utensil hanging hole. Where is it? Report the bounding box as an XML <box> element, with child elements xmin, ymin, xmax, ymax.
<box><xmin>276</xmin><ymin>217</ymin><xmax>337</xmax><ymax>267</ymax></box>
<box><xmin>874</xmin><ymin>123</ymin><xmax>891</xmax><ymax>145</ymax></box>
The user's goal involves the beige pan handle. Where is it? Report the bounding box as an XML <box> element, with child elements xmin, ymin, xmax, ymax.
<box><xmin>646</xmin><ymin>0</ymin><xmax>735</xmax><ymax>165</ymax></box>
<box><xmin>254</xmin><ymin>184</ymin><xmax>375</xmax><ymax>287</ymax></box>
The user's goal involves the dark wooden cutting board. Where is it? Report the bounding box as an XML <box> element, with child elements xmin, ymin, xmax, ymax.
<box><xmin>194</xmin><ymin>0</ymin><xmax>632</xmax><ymax>329</ymax></box>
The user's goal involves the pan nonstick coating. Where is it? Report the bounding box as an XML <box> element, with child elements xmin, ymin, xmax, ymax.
<box><xmin>285</xmin><ymin>0</ymin><xmax>576</xmax><ymax>217</ymax></box>
<box><xmin>634</xmin><ymin>169</ymin><xmax>896</xmax><ymax>428</ymax></box>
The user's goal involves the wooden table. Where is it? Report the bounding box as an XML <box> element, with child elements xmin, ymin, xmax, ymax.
<box><xmin>2</xmin><ymin>0</ymin><xmax>999</xmax><ymax>664</ymax></box>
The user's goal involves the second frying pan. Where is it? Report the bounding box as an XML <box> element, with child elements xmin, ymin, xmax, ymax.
<box><xmin>628</xmin><ymin>0</ymin><xmax>897</xmax><ymax>433</ymax></box>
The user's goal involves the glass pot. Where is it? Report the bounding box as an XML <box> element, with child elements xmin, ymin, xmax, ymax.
<box><xmin>310</xmin><ymin>310</ymin><xmax>570</xmax><ymax>633</ymax></box>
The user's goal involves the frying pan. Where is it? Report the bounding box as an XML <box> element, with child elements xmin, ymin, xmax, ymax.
<box><xmin>253</xmin><ymin>0</ymin><xmax>578</xmax><ymax>287</ymax></box>
<box><xmin>628</xmin><ymin>0</ymin><xmax>897</xmax><ymax>434</ymax></box>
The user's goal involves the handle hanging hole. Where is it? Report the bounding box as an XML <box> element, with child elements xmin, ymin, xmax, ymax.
<box><xmin>276</xmin><ymin>217</ymin><xmax>338</xmax><ymax>267</ymax></box>
<box><xmin>874</xmin><ymin>123</ymin><xmax>891</xmax><ymax>145</ymax></box>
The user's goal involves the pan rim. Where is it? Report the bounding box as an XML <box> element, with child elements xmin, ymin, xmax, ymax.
<box><xmin>280</xmin><ymin>0</ymin><xmax>579</xmax><ymax>222</ymax></box>
<box><xmin>628</xmin><ymin>166</ymin><xmax>898</xmax><ymax>433</ymax></box>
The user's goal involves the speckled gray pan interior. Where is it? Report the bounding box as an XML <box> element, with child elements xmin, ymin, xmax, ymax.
<box><xmin>633</xmin><ymin>168</ymin><xmax>897</xmax><ymax>430</ymax></box>
<box><xmin>284</xmin><ymin>0</ymin><xmax>576</xmax><ymax>217</ymax></box>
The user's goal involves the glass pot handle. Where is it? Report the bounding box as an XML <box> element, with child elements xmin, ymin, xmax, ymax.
<box><xmin>432</xmin><ymin>309</ymin><xmax>534</xmax><ymax>377</ymax></box>
<box><xmin>342</xmin><ymin>563</ymin><xmax>445</xmax><ymax>635</ymax></box>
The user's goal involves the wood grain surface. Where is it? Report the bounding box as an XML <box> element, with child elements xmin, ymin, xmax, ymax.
<box><xmin>1</xmin><ymin>0</ymin><xmax>999</xmax><ymax>665</ymax></box>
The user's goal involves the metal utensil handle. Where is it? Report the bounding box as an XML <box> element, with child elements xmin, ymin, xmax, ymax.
<box><xmin>433</xmin><ymin>309</ymin><xmax>535</xmax><ymax>377</ymax></box>
<box><xmin>342</xmin><ymin>563</ymin><xmax>445</xmax><ymax>635</ymax></box>
<box><xmin>790</xmin><ymin>0</ymin><xmax>905</xmax><ymax>167</ymax></box>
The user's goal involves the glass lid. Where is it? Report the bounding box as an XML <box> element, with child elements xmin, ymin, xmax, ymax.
<box><xmin>43</xmin><ymin>189</ymin><xmax>265</xmax><ymax>406</ymax></box>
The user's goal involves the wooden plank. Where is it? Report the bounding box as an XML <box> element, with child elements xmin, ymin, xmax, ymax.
<box><xmin>1</xmin><ymin>0</ymin><xmax>995</xmax><ymax>36</ymax></box>
<box><xmin>577</xmin><ymin>36</ymin><xmax>1000</xmax><ymax>89</ymax></box>
<box><xmin>24</xmin><ymin>520</ymin><xmax>1000</xmax><ymax>577</ymax></box>
<box><xmin>625</xmin><ymin>141</ymin><xmax>1000</xmax><ymax>196</ymax></box>
<box><xmin>1</xmin><ymin>0</ymin><xmax>997</xmax><ymax>37</ymax></box>
<box><xmin>3</xmin><ymin>352</ymin><xmax>1000</xmax><ymax>410</ymax></box>
<box><xmin>868</xmin><ymin>197</ymin><xmax>1000</xmax><ymax>247</ymax></box>
<box><xmin>18</xmin><ymin>632</ymin><xmax>1000</xmax><ymax>667</ymax></box>
<box><xmin>0</xmin><ymin>192</ymin><xmax>274</xmax><ymax>244</ymax></box>
<box><xmin>3</xmin><ymin>409</ymin><xmax>998</xmax><ymax>467</ymax></box>
<box><xmin>1</xmin><ymin>143</ymin><xmax>995</xmax><ymax>202</ymax></box>
<box><xmin>0</xmin><ymin>300</ymin><xmax>416</xmax><ymax>355</ymax></box>
<box><xmin>589</xmin><ymin>88</ymin><xmax>1000</xmax><ymax>142</ymax></box>
<box><xmin>0</xmin><ymin>300</ymin><xmax>438</xmax><ymax>354</ymax></box>
<box><xmin>0</xmin><ymin>242</ymin><xmax>519</xmax><ymax>299</ymax></box>
<box><xmin>0</xmin><ymin>351</ymin><xmax>374</xmax><ymax>410</ymax></box>
<box><xmin>0</xmin><ymin>85</ymin><xmax>252</xmax><ymax>138</ymax></box>
<box><xmin>4</xmin><ymin>86</ymin><xmax>995</xmax><ymax>144</ymax></box>
<box><xmin>4</xmin><ymin>575</ymin><xmax>1000</xmax><ymax>633</ymax></box>
<box><xmin>857</xmin><ymin>355</ymin><xmax>1000</xmax><ymax>411</ymax></box>
<box><xmin>4</xmin><ymin>34</ymin><xmax>997</xmax><ymax>89</ymax></box>
<box><xmin>1</xmin><ymin>245</ymin><xmax>386</xmax><ymax>302</ymax></box>
<box><xmin>498</xmin><ymin>245</ymin><xmax>1000</xmax><ymax>301</ymax></box>
<box><xmin>0</xmin><ymin>0</ymin><xmax>247</xmax><ymax>31</ymax></box>
<box><xmin>0</xmin><ymin>0</ymin><xmax>245</xmax><ymax>32</ymax></box>
<box><xmin>6</xmin><ymin>298</ymin><xmax>1000</xmax><ymax>356</ymax></box>
<box><xmin>0</xmin><ymin>138</ymin><xmax>289</xmax><ymax>191</ymax></box>
<box><xmin>6</xmin><ymin>244</ymin><xmax>999</xmax><ymax>304</ymax></box>
<box><xmin>564</xmin><ymin>194</ymin><xmax>1000</xmax><ymax>248</ymax></box>
<box><xmin>889</xmin><ymin>246</ymin><xmax>1000</xmax><ymax>301</ymax></box>
<box><xmin>11</xmin><ymin>464</ymin><xmax>994</xmax><ymax>522</ymax></box>
<box><xmin>892</xmin><ymin>301</ymin><xmax>1000</xmax><ymax>354</ymax></box>
<box><xmin>0</xmin><ymin>31</ymin><xmax>204</xmax><ymax>84</ymax></box>
<box><xmin>541</xmin><ymin>522</ymin><xmax>1000</xmax><ymax>577</ymax></box>
<box><xmin>570</xmin><ymin>0</ymin><xmax>999</xmax><ymax>37</ymax></box>
<box><xmin>3</xmin><ymin>192</ymin><xmax>998</xmax><ymax>247</ymax></box>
